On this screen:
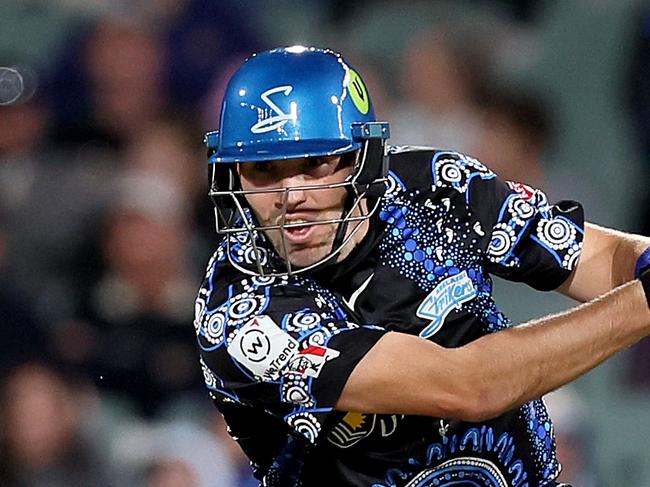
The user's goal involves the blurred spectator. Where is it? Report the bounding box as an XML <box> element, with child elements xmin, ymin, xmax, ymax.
<box><xmin>209</xmin><ymin>411</ymin><xmax>258</xmax><ymax>487</ymax></box>
<box><xmin>544</xmin><ymin>387</ymin><xmax>596</xmax><ymax>487</ymax></box>
<box><xmin>472</xmin><ymin>86</ymin><xmax>551</xmax><ymax>187</ymax></box>
<box><xmin>162</xmin><ymin>0</ymin><xmax>262</xmax><ymax>114</ymax></box>
<box><xmin>48</xmin><ymin>17</ymin><xmax>167</xmax><ymax>151</ymax></box>
<box><xmin>0</xmin><ymin>1</ymin><xmax>84</xmax><ymax>72</ymax></box>
<box><xmin>0</xmin><ymin>361</ymin><xmax>114</xmax><ymax>487</ymax></box>
<box><xmin>389</xmin><ymin>27</ymin><xmax>488</xmax><ymax>150</ymax></box>
<box><xmin>121</xmin><ymin>116</ymin><xmax>210</xmax><ymax>234</ymax></box>
<box><xmin>123</xmin><ymin>118</ymin><xmax>202</xmax><ymax>197</ymax></box>
<box><xmin>0</xmin><ymin>200</ymin><xmax>47</xmax><ymax>377</ymax></box>
<box><xmin>111</xmin><ymin>419</ymin><xmax>239</xmax><ymax>486</ymax></box>
<box><xmin>145</xmin><ymin>459</ymin><xmax>199</xmax><ymax>487</ymax></box>
<box><xmin>628</xmin><ymin>3</ymin><xmax>650</xmax><ymax>236</ymax></box>
<box><xmin>622</xmin><ymin>1</ymin><xmax>650</xmax><ymax>398</ymax></box>
<box><xmin>0</xmin><ymin>91</ymin><xmax>114</xmax><ymax>327</ymax></box>
<box><xmin>54</xmin><ymin>171</ymin><xmax>203</xmax><ymax>417</ymax></box>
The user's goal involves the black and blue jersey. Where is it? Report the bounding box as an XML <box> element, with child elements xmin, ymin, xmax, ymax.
<box><xmin>194</xmin><ymin>147</ymin><xmax>584</xmax><ymax>487</ymax></box>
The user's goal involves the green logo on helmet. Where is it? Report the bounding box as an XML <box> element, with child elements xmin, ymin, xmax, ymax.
<box><xmin>347</xmin><ymin>69</ymin><xmax>370</xmax><ymax>115</ymax></box>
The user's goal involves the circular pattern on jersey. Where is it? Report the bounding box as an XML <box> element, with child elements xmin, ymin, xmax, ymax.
<box><xmin>204</xmin><ymin>311</ymin><xmax>227</xmax><ymax>345</ymax></box>
<box><xmin>227</xmin><ymin>293</ymin><xmax>267</xmax><ymax>320</ymax></box>
<box><xmin>243</xmin><ymin>245</ymin><xmax>268</xmax><ymax>265</ymax></box>
<box><xmin>536</xmin><ymin>218</ymin><xmax>576</xmax><ymax>250</ymax></box>
<box><xmin>285</xmin><ymin>311</ymin><xmax>321</xmax><ymax>332</ymax></box>
<box><xmin>215</xmin><ymin>244</ymin><xmax>228</xmax><ymax>262</ymax></box>
<box><xmin>384</xmin><ymin>172</ymin><xmax>405</xmax><ymax>199</ymax></box>
<box><xmin>252</xmin><ymin>275</ymin><xmax>276</xmax><ymax>287</ymax></box>
<box><xmin>487</xmin><ymin>223</ymin><xmax>516</xmax><ymax>260</ymax></box>
<box><xmin>306</xmin><ymin>329</ymin><xmax>328</xmax><ymax>346</ymax></box>
<box><xmin>509</xmin><ymin>197</ymin><xmax>536</xmax><ymax>225</ymax></box>
<box><xmin>287</xmin><ymin>412</ymin><xmax>321</xmax><ymax>443</ymax></box>
<box><xmin>234</xmin><ymin>231</ymin><xmax>251</xmax><ymax>244</ymax></box>
<box><xmin>201</xmin><ymin>360</ymin><xmax>219</xmax><ymax>390</ymax></box>
<box><xmin>562</xmin><ymin>243</ymin><xmax>582</xmax><ymax>271</ymax></box>
<box><xmin>405</xmin><ymin>457</ymin><xmax>508</xmax><ymax>487</ymax></box>
<box><xmin>282</xmin><ymin>378</ymin><xmax>314</xmax><ymax>407</ymax></box>
<box><xmin>439</xmin><ymin>161</ymin><xmax>468</xmax><ymax>185</ymax></box>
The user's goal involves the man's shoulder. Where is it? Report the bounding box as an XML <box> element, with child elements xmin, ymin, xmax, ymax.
<box><xmin>385</xmin><ymin>146</ymin><xmax>495</xmax><ymax>197</ymax></box>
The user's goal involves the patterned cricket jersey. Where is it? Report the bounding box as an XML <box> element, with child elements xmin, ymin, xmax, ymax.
<box><xmin>194</xmin><ymin>147</ymin><xmax>584</xmax><ymax>487</ymax></box>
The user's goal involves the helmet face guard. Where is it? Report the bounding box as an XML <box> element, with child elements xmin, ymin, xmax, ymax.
<box><xmin>204</xmin><ymin>46</ymin><xmax>390</xmax><ymax>277</ymax></box>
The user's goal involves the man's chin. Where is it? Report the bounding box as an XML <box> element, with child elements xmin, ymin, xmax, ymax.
<box><xmin>285</xmin><ymin>248</ymin><xmax>331</xmax><ymax>270</ymax></box>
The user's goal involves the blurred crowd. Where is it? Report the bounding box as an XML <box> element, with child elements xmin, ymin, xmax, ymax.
<box><xmin>1</xmin><ymin>0</ymin><xmax>650</xmax><ymax>486</ymax></box>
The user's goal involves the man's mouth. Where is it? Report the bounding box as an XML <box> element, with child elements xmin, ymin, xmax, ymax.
<box><xmin>281</xmin><ymin>219</ymin><xmax>316</xmax><ymax>244</ymax></box>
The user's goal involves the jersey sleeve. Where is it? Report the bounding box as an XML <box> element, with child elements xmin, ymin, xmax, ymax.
<box><xmin>194</xmin><ymin>253</ymin><xmax>387</xmax><ymax>445</ymax></box>
<box><xmin>431</xmin><ymin>151</ymin><xmax>585</xmax><ymax>291</ymax></box>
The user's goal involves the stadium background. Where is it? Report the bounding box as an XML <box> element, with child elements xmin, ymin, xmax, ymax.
<box><xmin>1</xmin><ymin>0</ymin><xmax>649</xmax><ymax>485</ymax></box>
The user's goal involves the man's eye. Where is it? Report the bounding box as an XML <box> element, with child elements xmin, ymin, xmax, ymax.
<box><xmin>255</xmin><ymin>163</ymin><xmax>272</xmax><ymax>172</ymax></box>
<box><xmin>306</xmin><ymin>158</ymin><xmax>328</xmax><ymax>168</ymax></box>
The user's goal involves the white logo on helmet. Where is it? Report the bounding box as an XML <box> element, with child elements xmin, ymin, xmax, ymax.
<box><xmin>250</xmin><ymin>85</ymin><xmax>297</xmax><ymax>134</ymax></box>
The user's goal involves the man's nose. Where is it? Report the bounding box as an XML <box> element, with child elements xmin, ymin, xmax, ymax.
<box><xmin>276</xmin><ymin>174</ymin><xmax>307</xmax><ymax>211</ymax></box>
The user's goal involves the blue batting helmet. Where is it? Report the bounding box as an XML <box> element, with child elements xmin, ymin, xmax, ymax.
<box><xmin>205</xmin><ymin>45</ymin><xmax>386</xmax><ymax>163</ymax></box>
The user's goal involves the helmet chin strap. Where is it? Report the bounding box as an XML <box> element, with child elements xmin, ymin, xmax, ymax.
<box><xmin>323</xmin><ymin>189</ymin><xmax>358</xmax><ymax>267</ymax></box>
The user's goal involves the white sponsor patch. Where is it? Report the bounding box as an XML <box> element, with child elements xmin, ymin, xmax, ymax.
<box><xmin>228</xmin><ymin>315</ymin><xmax>298</xmax><ymax>381</ymax></box>
<box><xmin>287</xmin><ymin>344</ymin><xmax>340</xmax><ymax>378</ymax></box>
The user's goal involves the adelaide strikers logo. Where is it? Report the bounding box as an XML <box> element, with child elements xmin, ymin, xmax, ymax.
<box><xmin>417</xmin><ymin>271</ymin><xmax>478</xmax><ymax>339</ymax></box>
<box><xmin>250</xmin><ymin>85</ymin><xmax>297</xmax><ymax>134</ymax></box>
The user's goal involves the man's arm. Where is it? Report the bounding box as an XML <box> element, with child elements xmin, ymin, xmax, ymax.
<box><xmin>336</xmin><ymin>279</ymin><xmax>650</xmax><ymax>422</ymax></box>
<box><xmin>558</xmin><ymin>222</ymin><xmax>650</xmax><ymax>301</ymax></box>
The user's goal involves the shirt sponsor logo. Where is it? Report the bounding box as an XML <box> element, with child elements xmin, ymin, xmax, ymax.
<box><xmin>328</xmin><ymin>413</ymin><xmax>403</xmax><ymax>449</ymax></box>
<box><xmin>417</xmin><ymin>271</ymin><xmax>477</xmax><ymax>339</ymax></box>
<box><xmin>287</xmin><ymin>344</ymin><xmax>340</xmax><ymax>379</ymax></box>
<box><xmin>228</xmin><ymin>315</ymin><xmax>298</xmax><ymax>381</ymax></box>
<box><xmin>507</xmin><ymin>181</ymin><xmax>536</xmax><ymax>202</ymax></box>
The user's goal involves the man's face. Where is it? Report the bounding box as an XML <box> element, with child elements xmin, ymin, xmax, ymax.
<box><xmin>238</xmin><ymin>153</ymin><xmax>359</xmax><ymax>269</ymax></box>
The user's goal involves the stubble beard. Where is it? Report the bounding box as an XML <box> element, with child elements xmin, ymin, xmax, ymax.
<box><xmin>266</xmin><ymin>220</ymin><xmax>338</xmax><ymax>269</ymax></box>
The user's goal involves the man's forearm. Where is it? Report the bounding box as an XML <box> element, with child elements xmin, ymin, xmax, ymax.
<box><xmin>337</xmin><ymin>273</ymin><xmax>650</xmax><ymax>421</ymax></box>
<box><xmin>612</xmin><ymin>230</ymin><xmax>650</xmax><ymax>285</ymax></box>
<box><xmin>462</xmin><ymin>279</ymin><xmax>650</xmax><ymax>420</ymax></box>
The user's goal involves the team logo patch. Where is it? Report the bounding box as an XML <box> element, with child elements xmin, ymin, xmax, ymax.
<box><xmin>228</xmin><ymin>315</ymin><xmax>298</xmax><ymax>381</ymax></box>
<box><xmin>287</xmin><ymin>344</ymin><xmax>340</xmax><ymax>379</ymax></box>
<box><xmin>417</xmin><ymin>271</ymin><xmax>477</xmax><ymax>339</ymax></box>
<box><xmin>328</xmin><ymin>413</ymin><xmax>402</xmax><ymax>449</ymax></box>
<box><xmin>250</xmin><ymin>85</ymin><xmax>297</xmax><ymax>134</ymax></box>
